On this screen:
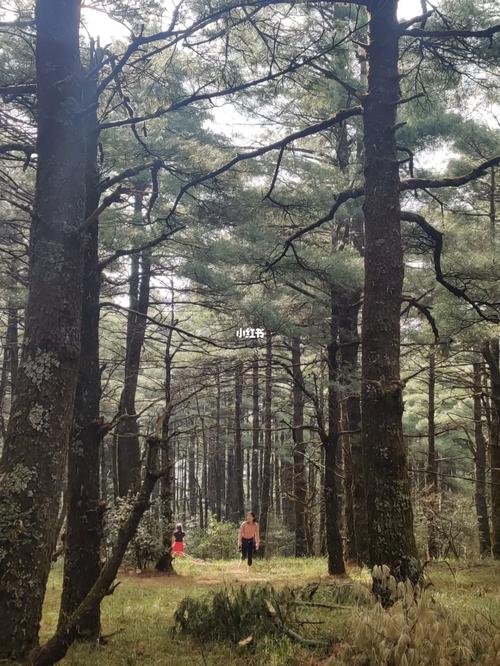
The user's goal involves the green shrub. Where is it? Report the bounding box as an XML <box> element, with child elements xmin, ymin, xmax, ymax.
<box><xmin>188</xmin><ymin>518</ymin><xmax>239</xmax><ymax>560</ymax></box>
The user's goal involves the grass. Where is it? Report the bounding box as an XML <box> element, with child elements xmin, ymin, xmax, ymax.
<box><xmin>39</xmin><ymin>557</ymin><xmax>500</xmax><ymax>665</ymax></box>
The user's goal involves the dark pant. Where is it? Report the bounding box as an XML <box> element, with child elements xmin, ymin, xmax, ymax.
<box><xmin>241</xmin><ymin>537</ymin><xmax>255</xmax><ymax>566</ymax></box>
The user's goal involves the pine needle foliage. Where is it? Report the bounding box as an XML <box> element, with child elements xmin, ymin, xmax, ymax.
<box><xmin>336</xmin><ymin>574</ymin><xmax>500</xmax><ymax>666</ymax></box>
<box><xmin>173</xmin><ymin>585</ymin><xmax>297</xmax><ymax>644</ymax></box>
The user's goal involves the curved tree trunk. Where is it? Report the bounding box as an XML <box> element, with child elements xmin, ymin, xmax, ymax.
<box><xmin>0</xmin><ymin>1</ymin><xmax>86</xmax><ymax>658</ymax></box>
<box><xmin>361</xmin><ymin>0</ymin><xmax>418</xmax><ymax>582</ymax></box>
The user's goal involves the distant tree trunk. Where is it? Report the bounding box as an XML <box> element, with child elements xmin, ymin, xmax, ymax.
<box><xmin>188</xmin><ymin>431</ymin><xmax>197</xmax><ymax>517</ymax></box>
<box><xmin>228</xmin><ymin>362</ymin><xmax>245</xmax><ymax>522</ymax></box>
<box><xmin>343</xmin><ymin>400</ymin><xmax>356</xmax><ymax>562</ymax></box>
<box><xmin>0</xmin><ymin>265</ymin><xmax>18</xmax><ymax>436</ymax></box>
<box><xmin>155</xmin><ymin>327</ymin><xmax>175</xmax><ymax>573</ymax></box>
<box><xmin>0</xmin><ymin>1</ymin><xmax>86</xmax><ymax>658</ymax></box>
<box><xmin>213</xmin><ymin>369</ymin><xmax>223</xmax><ymax>519</ymax></box>
<box><xmin>339</xmin><ymin>293</ymin><xmax>368</xmax><ymax>564</ymax></box>
<box><xmin>281</xmin><ymin>452</ymin><xmax>295</xmax><ymax>530</ymax></box>
<box><xmin>425</xmin><ymin>351</ymin><xmax>440</xmax><ymax>559</ymax></box>
<box><xmin>251</xmin><ymin>356</ymin><xmax>260</xmax><ymax>514</ymax></box>
<box><xmin>116</xmin><ymin>233</ymin><xmax>151</xmax><ymax>496</ymax></box>
<box><xmin>58</xmin><ymin>56</ymin><xmax>104</xmax><ymax>640</ymax></box>
<box><xmin>291</xmin><ymin>337</ymin><xmax>307</xmax><ymax>556</ymax></box>
<box><xmin>361</xmin><ymin>0</ymin><xmax>418</xmax><ymax>581</ymax></box>
<box><xmin>473</xmin><ymin>359</ymin><xmax>491</xmax><ymax>556</ymax></box>
<box><xmin>323</xmin><ymin>301</ymin><xmax>345</xmax><ymax>575</ymax></box>
<box><xmin>260</xmin><ymin>334</ymin><xmax>273</xmax><ymax>555</ymax></box>
<box><xmin>482</xmin><ymin>339</ymin><xmax>500</xmax><ymax>559</ymax></box>
<box><xmin>274</xmin><ymin>451</ymin><xmax>282</xmax><ymax>519</ymax></box>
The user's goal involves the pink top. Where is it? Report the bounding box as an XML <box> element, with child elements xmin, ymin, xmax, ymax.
<box><xmin>239</xmin><ymin>521</ymin><xmax>260</xmax><ymax>547</ymax></box>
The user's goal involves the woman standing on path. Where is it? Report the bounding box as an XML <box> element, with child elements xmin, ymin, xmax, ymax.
<box><xmin>172</xmin><ymin>523</ymin><xmax>186</xmax><ymax>557</ymax></box>
<box><xmin>239</xmin><ymin>511</ymin><xmax>260</xmax><ymax>567</ymax></box>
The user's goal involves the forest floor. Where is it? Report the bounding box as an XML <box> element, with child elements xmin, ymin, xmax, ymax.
<box><xmin>40</xmin><ymin>558</ymin><xmax>500</xmax><ymax>665</ymax></box>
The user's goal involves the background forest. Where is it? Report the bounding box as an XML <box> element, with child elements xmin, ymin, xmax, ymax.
<box><xmin>0</xmin><ymin>0</ymin><xmax>499</xmax><ymax>664</ymax></box>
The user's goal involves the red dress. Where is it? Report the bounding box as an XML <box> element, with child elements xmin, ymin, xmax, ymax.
<box><xmin>172</xmin><ymin>530</ymin><xmax>185</xmax><ymax>555</ymax></box>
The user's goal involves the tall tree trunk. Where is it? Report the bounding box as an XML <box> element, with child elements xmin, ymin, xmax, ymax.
<box><xmin>361</xmin><ymin>0</ymin><xmax>418</xmax><ymax>581</ymax></box>
<box><xmin>0</xmin><ymin>1</ymin><xmax>86</xmax><ymax>658</ymax></box>
<box><xmin>214</xmin><ymin>368</ymin><xmax>223</xmax><ymax>520</ymax></box>
<box><xmin>339</xmin><ymin>293</ymin><xmax>368</xmax><ymax>563</ymax></box>
<box><xmin>324</xmin><ymin>300</ymin><xmax>345</xmax><ymax>575</ymax></box>
<box><xmin>259</xmin><ymin>334</ymin><xmax>273</xmax><ymax>555</ymax></box>
<box><xmin>234</xmin><ymin>363</ymin><xmax>245</xmax><ymax>521</ymax></box>
<box><xmin>155</xmin><ymin>327</ymin><xmax>175</xmax><ymax>573</ymax></box>
<box><xmin>482</xmin><ymin>339</ymin><xmax>500</xmax><ymax>559</ymax></box>
<box><xmin>251</xmin><ymin>356</ymin><xmax>260</xmax><ymax>514</ymax></box>
<box><xmin>426</xmin><ymin>350</ymin><xmax>440</xmax><ymax>559</ymax></box>
<box><xmin>473</xmin><ymin>359</ymin><xmax>491</xmax><ymax>556</ymax></box>
<box><xmin>58</xmin><ymin>54</ymin><xmax>104</xmax><ymax>639</ymax></box>
<box><xmin>291</xmin><ymin>337</ymin><xmax>307</xmax><ymax>556</ymax></box>
<box><xmin>188</xmin><ymin>431</ymin><xmax>197</xmax><ymax>517</ymax></box>
<box><xmin>0</xmin><ymin>263</ymin><xmax>18</xmax><ymax>437</ymax></box>
<box><xmin>116</xmin><ymin>233</ymin><xmax>151</xmax><ymax>496</ymax></box>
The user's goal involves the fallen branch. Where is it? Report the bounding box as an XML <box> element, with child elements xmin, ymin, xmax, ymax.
<box><xmin>264</xmin><ymin>600</ymin><xmax>330</xmax><ymax>648</ymax></box>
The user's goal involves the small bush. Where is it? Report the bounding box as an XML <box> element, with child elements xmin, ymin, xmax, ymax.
<box><xmin>174</xmin><ymin>585</ymin><xmax>297</xmax><ymax>644</ymax></box>
<box><xmin>188</xmin><ymin>518</ymin><xmax>239</xmax><ymax>560</ymax></box>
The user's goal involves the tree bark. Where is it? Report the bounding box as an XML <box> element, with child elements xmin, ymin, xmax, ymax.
<box><xmin>58</xmin><ymin>53</ymin><xmax>104</xmax><ymax>640</ymax></box>
<box><xmin>0</xmin><ymin>1</ymin><xmax>86</xmax><ymax>658</ymax></box>
<box><xmin>116</xmin><ymin>232</ymin><xmax>151</xmax><ymax>496</ymax></box>
<box><xmin>473</xmin><ymin>359</ymin><xmax>491</xmax><ymax>556</ymax></box>
<box><xmin>155</xmin><ymin>327</ymin><xmax>176</xmax><ymax>573</ymax></box>
<box><xmin>324</xmin><ymin>302</ymin><xmax>345</xmax><ymax>575</ymax></box>
<box><xmin>361</xmin><ymin>0</ymin><xmax>418</xmax><ymax>582</ymax></box>
<box><xmin>291</xmin><ymin>337</ymin><xmax>307</xmax><ymax>556</ymax></box>
<box><xmin>339</xmin><ymin>293</ymin><xmax>368</xmax><ymax>564</ymax></box>
<box><xmin>482</xmin><ymin>339</ymin><xmax>500</xmax><ymax>559</ymax></box>
<box><xmin>426</xmin><ymin>350</ymin><xmax>440</xmax><ymax>559</ymax></box>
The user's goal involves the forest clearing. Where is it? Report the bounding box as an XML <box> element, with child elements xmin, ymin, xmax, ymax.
<box><xmin>1</xmin><ymin>0</ymin><xmax>500</xmax><ymax>664</ymax></box>
<box><xmin>39</xmin><ymin>558</ymin><xmax>500</xmax><ymax>665</ymax></box>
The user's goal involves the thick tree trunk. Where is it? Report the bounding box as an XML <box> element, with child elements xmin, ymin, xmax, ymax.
<box><xmin>116</xmin><ymin>236</ymin><xmax>151</xmax><ymax>496</ymax></box>
<box><xmin>58</xmin><ymin>58</ymin><xmax>104</xmax><ymax>640</ymax></box>
<box><xmin>291</xmin><ymin>337</ymin><xmax>307</xmax><ymax>556</ymax></box>
<box><xmin>473</xmin><ymin>359</ymin><xmax>491</xmax><ymax>556</ymax></box>
<box><xmin>361</xmin><ymin>0</ymin><xmax>418</xmax><ymax>582</ymax></box>
<box><xmin>259</xmin><ymin>334</ymin><xmax>273</xmax><ymax>555</ymax></box>
<box><xmin>0</xmin><ymin>1</ymin><xmax>86</xmax><ymax>659</ymax></box>
<box><xmin>251</xmin><ymin>356</ymin><xmax>260</xmax><ymax>514</ymax></box>
<box><xmin>426</xmin><ymin>351</ymin><xmax>440</xmax><ymax>559</ymax></box>
<box><xmin>482</xmin><ymin>340</ymin><xmax>500</xmax><ymax>559</ymax></box>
